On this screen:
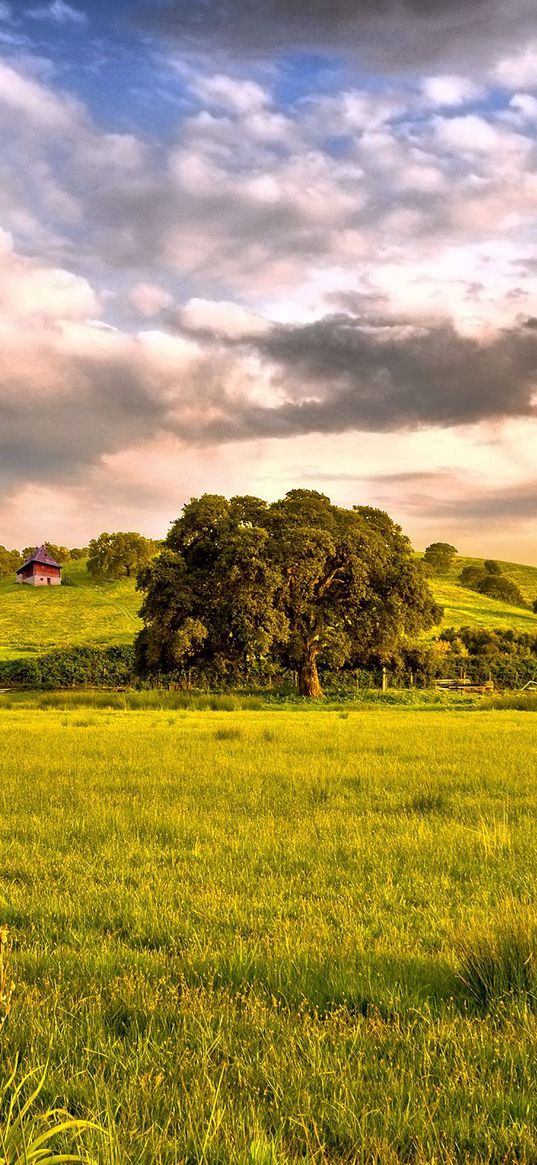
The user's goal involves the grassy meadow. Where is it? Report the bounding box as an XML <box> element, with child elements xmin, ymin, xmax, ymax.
<box><xmin>427</xmin><ymin>557</ymin><xmax>537</xmax><ymax>634</ymax></box>
<box><xmin>0</xmin><ymin>559</ymin><xmax>140</xmax><ymax>662</ymax></box>
<box><xmin>1</xmin><ymin>703</ymin><xmax>537</xmax><ymax>1162</ymax></box>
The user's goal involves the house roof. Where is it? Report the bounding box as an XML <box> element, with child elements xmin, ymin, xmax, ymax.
<box><xmin>16</xmin><ymin>544</ymin><xmax>62</xmax><ymax>573</ymax></box>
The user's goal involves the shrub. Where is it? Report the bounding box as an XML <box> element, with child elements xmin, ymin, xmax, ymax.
<box><xmin>0</xmin><ymin>646</ymin><xmax>135</xmax><ymax>689</ymax></box>
<box><xmin>476</xmin><ymin>575</ymin><xmax>526</xmax><ymax>608</ymax></box>
<box><xmin>459</xmin><ymin>564</ymin><xmax>485</xmax><ymax>587</ymax></box>
<box><xmin>484</xmin><ymin>559</ymin><xmax>502</xmax><ymax>575</ymax></box>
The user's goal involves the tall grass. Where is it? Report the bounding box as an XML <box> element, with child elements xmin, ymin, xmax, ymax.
<box><xmin>0</xmin><ymin>1063</ymin><xmax>100</xmax><ymax>1163</ymax></box>
<box><xmin>482</xmin><ymin>691</ymin><xmax>537</xmax><ymax>711</ymax></box>
<box><xmin>458</xmin><ymin>904</ymin><xmax>537</xmax><ymax>1009</ymax></box>
<box><xmin>0</xmin><ymin>706</ymin><xmax>536</xmax><ymax>1161</ymax></box>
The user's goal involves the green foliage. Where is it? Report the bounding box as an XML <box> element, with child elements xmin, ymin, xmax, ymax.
<box><xmin>459</xmin><ymin>564</ymin><xmax>484</xmax><ymax>587</ymax></box>
<box><xmin>436</xmin><ymin>626</ymin><xmax>537</xmax><ymax>688</ymax></box>
<box><xmin>1</xmin><ymin>707</ymin><xmax>537</xmax><ymax>1160</ymax></box>
<box><xmin>21</xmin><ymin>543</ymin><xmax>70</xmax><ymax>564</ymax></box>
<box><xmin>423</xmin><ymin>541</ymin><xmax>458</xmax><ymax>571</ymax></box>
<box><xmin>456</xmin><ymin>559</ymin><xmax>530</xmax><ymax>614</ymax></box>
<box><xmin>0</xmin><ymin>547</ymin><xmax>22</xmax><ymax>578</ymax></box>
<box><xmin>137</xmin><ymin>491</ymin><xmax>437</xmax><ymax>696</ymax></box>
<box><xmin>87</xmin><ymin>532</ymin><xmax>155</xmax><ymax>581</ymax></box>
<box><xmin>476</xmin><ymin>574</ymin><xmax>526</xmax><ymax>607</ymax></box>
<box><xmin>0</xmin><ymin>646</ymin><xmax>134</xmax><ymax>689</ymax></box>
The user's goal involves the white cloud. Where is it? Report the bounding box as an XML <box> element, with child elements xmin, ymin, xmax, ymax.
<box><xmin>509</xmin><ymin>93</ymin><xmax>537</xmax><ymax>120</ymax></box>
<box><xmin>179</xmin><ymin>298</ymin><xmax>272</xmax><ymax>338</ymax></box>
<box><xmin>495</xmin><ymin>43</ymin><xmax>537</xmax><ymax>89</ymax></box>
<box><xmin>434</xmin><ymin>114</ymin><xmax>500</xmax><ymax>153</ymax></box>
<box><xmin>421</xmin><ymin>75</ymin><xmax>483</xmax><ymax>107</ymax></box>
<box><xmin>191</xmin><ymin>74</ymin><xmax>269</xmax><ymax>115</ymax></box>
<box><xmin>0</xmin><ymin>59</ymin><xmax>82</xmax><ymax>131</ymax></box>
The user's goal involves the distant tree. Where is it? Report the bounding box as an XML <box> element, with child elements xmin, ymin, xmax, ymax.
<box><xmin>69</xmin><ymin>547</ymin><xmax>89</xmax><ymax>560</ymax></box>
<box><xmin>423</xmin><ymin>542</ymin><xmax>458</xmax><ymax>572</ymax></box>
<box><xmin>476</xmin><ymin>575</ymin><xmax>526</xmax><ymax>608</ymax></box>
<box><xmin>21</xmin><ymin>542</ymin><xmax>69</xmax><ymax>563</ymax></box>
<box><xmin>87</xmin><ymin>532</ymin><xmax>155</xmax><ymax>581</ymax></box>
<box><xmin>460</xmin><ymin>564</ymin><xmax>485</xmax><ymax>588</ymax></box>
<box><xmin>45</xmin><ymin>543</ymin><xmax>70</xmax><ymax>563</ymax></box>
<box><xmin>484</xmin><ymin>559</ymin><xmax>502</xmax><ymax>575</ymax></box>
<box><xmin>136</xmin><ymin>491</ymin><xmax>438</xmax><ymax>697</ymax></box>
<box><xmin>0</xmin><ymin>546</ymin><xmax>22</xmax><ymax>577</ymax></box>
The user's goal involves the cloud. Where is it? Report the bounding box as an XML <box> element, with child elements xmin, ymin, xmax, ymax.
<box><xmin>0</xmin><ymin>59</ymin><xmax>82</xmax><ymax>131</ymax></box>
<box><xmin>421</xmin><ymin>75</ymin><xmax>484</xmax><ymax>106</ymax></box>
<box><xmin>28</xmin><ymin>1</ymin><xmax>87</xmax><ymax>25</ymax></box>
<box><xmin>178</xmin><ymin>298</ymin><xmax>272</xmax><ymax>338</ymax></box>
<box><xmin>128</xmin><ymin>283</ymin><xmax>173</xmax><ymax>317</ymax></box>
<box><xmin>420</xmin><ymin>478</ymin><xmax>537</xmax><ymax>522</ymax></box>
<box><xmin>494</xmin><ymin>44</ymin><xmax>537</xmax><ymax>90</ymax></box>
<box><xmin>133</xmin><ymin>0</ymin><xmax>537</xmax><ymax>74</ymax></box>
<box><xmin>228</xmin><ymin>314</ymin><xmax>537</xmax><ymax>438</ymax></box>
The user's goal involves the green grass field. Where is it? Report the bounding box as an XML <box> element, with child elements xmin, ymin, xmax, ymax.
<box><xmin>1</xmin><ymin>703</ymin><xmax>537</xmax><ymax>1162</ymax></box>
<box><xmin>0</xmin><ymin>560</ymin><xmax>140</xmax><ymax>661</ymax></box>
<box><xmin>1</xmin><ymin>555</ymin><xmax>537</xmax><ymax>664</ymax></box>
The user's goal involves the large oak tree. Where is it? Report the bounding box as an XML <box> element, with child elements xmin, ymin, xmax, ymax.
<box><xmin>136</xmin><ymin>491</ymin><xmax>439</xmax><ymax>696</ymax></box>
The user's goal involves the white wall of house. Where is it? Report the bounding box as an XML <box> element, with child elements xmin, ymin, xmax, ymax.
<box><xmin>18</xmin><ymin>573</ymin><xmax>61</xmax><ymax>586</ymax></box>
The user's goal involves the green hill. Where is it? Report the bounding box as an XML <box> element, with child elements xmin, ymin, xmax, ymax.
<box><xmin>427</xmin><ymin>556</ymin><xmax>537</xmax><ymax>634</ymax></box>
<box><xmin>0</xmin><ymin>559</ymin><xmax>140</xmax><ymax>662</ymax></box>
<box><xmin>1</xmin><ymin>553</ymin><xmax>536</xmax><ymax>663</ymax></box>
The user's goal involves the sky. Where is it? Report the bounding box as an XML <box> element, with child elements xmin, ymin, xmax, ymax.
<box><xmin>1</xmin><ymin>0</ymin><xmax>537</xmax><ymax>559</ymax></box>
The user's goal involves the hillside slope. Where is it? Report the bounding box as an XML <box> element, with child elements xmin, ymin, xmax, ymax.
<box><xmin>428</xmin><ymin>556</ymin><xmax>537</xmax><ymax>633</ymax></box>
<box><xmin>1</xmin><ymin>554</ymin><xmax>536</xmax><ymax>662</ymax></box>
<box><xmin>0</xmin><ymin>559</ymin><xmax>141</xmax><ymax>661</ymax></box>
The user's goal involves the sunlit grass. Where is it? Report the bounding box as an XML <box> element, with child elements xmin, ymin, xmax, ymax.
<box><xmin>0</xmin><ymin>706</ymin><xmax>536</xmax><ymax>1161</ymax></box>
<box><xmin>427</xmin><ymin>555</ymin><xmax>537</xmax><ymax>633</ymax></box>
<box><xmin>0</xmin><ymin>560</ymin><xmax>140</xmax><ymax>662</ymax></box>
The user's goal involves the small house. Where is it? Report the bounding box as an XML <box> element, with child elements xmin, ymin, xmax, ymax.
<box><xmin>16</xmin><ymin>545</ymin><xmax>62</xmax><ymax>586</ymax></box>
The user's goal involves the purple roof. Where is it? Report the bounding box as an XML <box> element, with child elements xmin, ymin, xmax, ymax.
<box><xmin>17</xmin><ymin>544</ymin><xmax>62</xmax><ymax>573</ymax></box>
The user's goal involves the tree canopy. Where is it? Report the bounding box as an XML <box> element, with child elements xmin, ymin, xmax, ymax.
<box><xmin>21</xmin><ymin>542</ymin><xmax>70</xmax><ymax>563</ymax></box>
<box><xmin>423</xmin><ymin>542</ymin><xmax>458</xmax><ymax>572</ymax></box>
<box><xmin>136</xmin><ymin>491</ymin><xmax>439</xmax><ymax>696</ymax></box>
<box><xmin>87</xmin><ymin>532</ymin><xmax>156</xmax><ymax>581</ymax></box>
<box><xmin>0</xmin><ymin>545</ymin><xmax>22</xmax><ymax>577</ymax></box>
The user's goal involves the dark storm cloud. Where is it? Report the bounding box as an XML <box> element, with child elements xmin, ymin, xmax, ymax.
<box><xmin>132</xmin><ymin>0</ymin><xmax>536</xmax><ymax>72</ymax></box>
<box><xmin>199</xmin><ymin>314</ymin><xmax>537</xmax><ymax>440</ymax></box>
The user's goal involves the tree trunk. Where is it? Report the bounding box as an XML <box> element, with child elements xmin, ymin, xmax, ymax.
<box><xmin>298</xmin><ymin>651</ymin><xmax>323</xmax><ymax>698</ymax></box>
